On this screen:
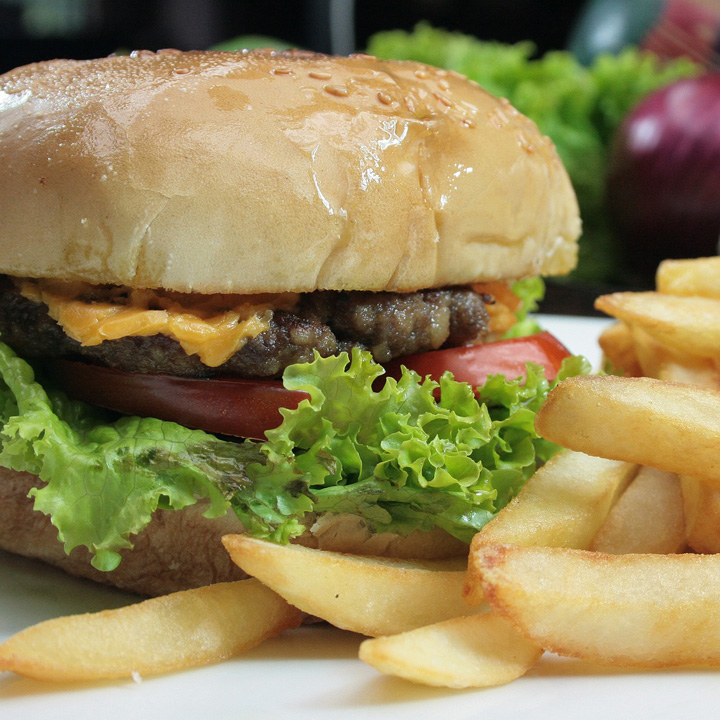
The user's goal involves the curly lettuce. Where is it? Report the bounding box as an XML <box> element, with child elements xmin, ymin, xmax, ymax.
<box><xmin>0</xmin><ymin>342</ymin><xmax>589</xmax><ymax>570</ymax></box>
<box><xmin>505</xmin><ymin>277</ymin><xmax>545</xmax><ymax>338</ymax></box>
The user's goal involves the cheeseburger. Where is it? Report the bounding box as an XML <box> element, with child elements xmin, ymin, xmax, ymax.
<box><xmin>0</xmin><ymin>49</ymin><xmax>582</xmax><ymax>597</ymax></box>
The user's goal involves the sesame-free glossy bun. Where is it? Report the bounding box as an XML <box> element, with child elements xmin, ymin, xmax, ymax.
<box><xmin>0</xmin><ymin>50</ymin><xmax>579</xmax><ymax>293</ymax></box>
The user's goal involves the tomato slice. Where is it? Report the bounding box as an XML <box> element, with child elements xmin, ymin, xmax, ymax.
<box><xmin>46</xmin><ymin>332</ymin><xmax>569</xmax><ymax>440</ymax></box>
<box><xmin>47</xmin><ymin>360</ymin><xmax>309</xmax><ymax>441</ymax></box>
<box><xmin>383</xmin><ymin>332</ymin><xmax>570</xmax><ymax>389</ymax></box>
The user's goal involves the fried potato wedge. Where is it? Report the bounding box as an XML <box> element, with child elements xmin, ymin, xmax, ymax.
<box><xmin>223</xmin><ymin>535</ymin><xmax>472</xmax><ymax>637</ymax></box>
<box><xmin>590</xmin><ymin>466</ymin><xmax>685</xmax><ymax>554</ymax></box>
<box><xmin>358</xmin><ymin>611</ymin><xmax>542</xmax><ymax>688</ymax></box>
<box><xmin>626</xmin><ymin>349</ymin><xmax>720</xmax><ymax>555</ymax></box>
<box><xmin>598</xmin><ymin>321</ymin><xmax>641</xmax><ymax>376</ymax></box>
<box><xmin>471</xmin><ymin>450</ymin><xmax>635</xmax><ymax>549</ymax></box>
<box><xmin>536</xmin><ymin>375</ymin><xmax>720</xmax><ymax>489</ymax></box>
<box><xmin>358</xmin><ymin>452</ymin><xmax>633</xmax><ymax>688</ymax></box>
<box><xmin>653</xmin><ymin>350</ymin><xmax>720</xmax><ymax>389</ymax></box>
<box><xmin>629</xmin><ymin>325</ymin><xmax>720</xmax><ymax>390</ymax></box>
<box><xmin>0</xmin><ymin>578</ymin><xmax>302</xmax><ymax>682</ymax></box>
<box><xmin>361</xmin><ymin>451</ymin><xmax>634</xmax><ymax>687</ymax></box>
<box><xmin>595</xmin><ymin>292</ymin><xmax>720</xmax><ymax>360</ymax></box>
<box><xmin>465</xmin><ymin>450</ymin><xmax>634</xmax><ymax>605</ymax></box>
<box><xmin>656</xmin><ymin>256</ymin><xmax>720</xmax><ymax>298</ymax></box>
<box><xmin>471</xmin><ymin>542</ymin><xmax>720</xmax><ymax>667</ymax></box>
<box><xmin>681</xmin><ymin>475</ymin><xmax>720</xmax><ymax>554</ymax></box>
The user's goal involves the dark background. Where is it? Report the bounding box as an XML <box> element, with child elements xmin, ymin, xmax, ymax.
<box><xmin>0</xmin><ymin>0</ymin><xmax>585</xmax><ymax>73</ymax></box>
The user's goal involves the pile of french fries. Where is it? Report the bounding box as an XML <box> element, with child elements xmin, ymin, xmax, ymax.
<box><xmin>594</xmin><ymin>255</ymin><xmax>720</xmax><ymax>555</ymax></box>
<box><xmin>3</xmin><ymin>256</ymin><xmax>720</xmax><ymax>688</ymax></box>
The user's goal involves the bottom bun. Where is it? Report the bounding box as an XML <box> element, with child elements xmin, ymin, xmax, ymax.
<box><xmin>0</xmin><ymin>467</ymin><xmax>468</xmax><ymax>597</ymax></box>
<box><xmin>0</xmin><ymin>468</ymin><xmax>248</xmax><ymax>597</ymax></box>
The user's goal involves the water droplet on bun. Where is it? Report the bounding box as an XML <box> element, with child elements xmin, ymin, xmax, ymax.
<box><xmin>323</xmin><ymin>84</ymin><xmax>349</xmax><ymax>97</ymax></box>
<box><xmin>433</xmin><ymin>92</ymin><xmax>453</xmax><ymax>108</ymax></box>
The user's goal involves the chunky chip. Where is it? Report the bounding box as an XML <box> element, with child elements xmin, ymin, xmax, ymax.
<box><xmin>656</xmin><ymin>257</ymin><xmax>720</xmax><ymax>298</ymax></box>
<box><xmin>223</xmin><ymin>535</ymin><xmax>472</xmax><ymax>637</ymax></box>
<box><xmin>535</xmin><ymin>375</ymin><xmax>720</xmax><ymax>489</ymax></box>
<box><xmin>590</xmin><ymin>466</ymin><xmax>685</xmax><ymax>554</ymax></box>
<box><xmin>358</xmin><ymin>612</ymin><xmax>542</xmax><ymax>688</ymax></box>
<box><xmin>596</xmin><ymin>291</ymin><xmax>720</xmax><ymax>360</ymax></box>
<box><xmin>470</xmin><ymin>450</ymin><xmax>636</xmax><ymax>551</ymax></box>
<box><xmin>471</xmin><ymin>542</ymin><xmax>720</xmax><ymax>667</ymax></box>
<box><xmin>0</xmin><ymin>579</ymin><xmax>302</xmax><ymax>682</ymax></box>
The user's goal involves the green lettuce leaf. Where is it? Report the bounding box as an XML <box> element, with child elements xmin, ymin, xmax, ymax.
<box><xmin>230</xmin><ymin>349</ymin><xmax>591</xmax><ymax>544</ymax></box>
<box><xmin>504</xmin><ymin>277</ymin><xmax>545</xmax><ymax>338</ymax></box>
<box><xmin>0</xmin><ymin>341</ymin><xmax>589</xmax><ymax>568</ymax></box>
<box><xmin>0</xmin><ymin>343</ymin><xmax>262</xmax><ymax>571</ymax></box>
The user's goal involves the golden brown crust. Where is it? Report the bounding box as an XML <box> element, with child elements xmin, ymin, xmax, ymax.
<box><xmin>0</xmin><ymin>50</ymin><xmax>579</xmax><ymax>294</ymax></box>
<box><xmin>0</xmin><ymin>467</ymin><xmax>467</xmax><ymax>595</ymax></box>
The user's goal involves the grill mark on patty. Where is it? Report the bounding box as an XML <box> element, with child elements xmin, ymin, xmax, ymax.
<box><xmin>0</xmin><ymin>281</ymin><xmax>490</xmax><ymax>379</ymax></box>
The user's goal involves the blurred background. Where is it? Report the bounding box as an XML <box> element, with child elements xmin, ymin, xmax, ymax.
<box><xmin>2</xmin><ymin>0</ymin><xmax>720</xmax><ymax>311</ymax></box>
<box><xmin>0</xmin><ymin>0</ymin><xmax>586</xmax><ymax>71</ymax></box>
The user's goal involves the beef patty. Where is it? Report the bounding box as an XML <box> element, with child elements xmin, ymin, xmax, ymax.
<box><xmin>0</xmin><ymin>281</ymin><xmax>491</xmax><ymax>379</ymax></box>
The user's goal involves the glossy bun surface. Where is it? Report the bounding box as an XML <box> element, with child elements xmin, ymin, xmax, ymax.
<box><xmin>0</xmin><ymin>49</ymin><xmax>580</xmax><ymax>293</ymax></box>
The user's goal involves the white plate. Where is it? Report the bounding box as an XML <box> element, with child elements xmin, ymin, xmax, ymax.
<box><xmin>6</xmin><ymin>314</ymin><xmax>713</xmax><ymax>720</ymax></box>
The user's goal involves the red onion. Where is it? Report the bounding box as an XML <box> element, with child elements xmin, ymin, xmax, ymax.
<box><xmin>606</xmin><ymin>73</ymin><xmax>720</xmax><ymax>281</ymax></box>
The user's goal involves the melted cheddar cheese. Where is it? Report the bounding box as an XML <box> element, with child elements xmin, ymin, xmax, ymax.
<box><xmin>19</xmin><ymin>279</ymin><xmax>300</xmax><ymax>368</ymax></box>
<box><xmin>473</xmin><ymin>281</ymin><xmax>521</xmax><ymax>338</ymax></box>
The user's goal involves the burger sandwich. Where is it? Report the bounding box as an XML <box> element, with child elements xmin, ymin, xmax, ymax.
<box><xmin>0</xmin><ymin>49</ymin><xmax>584</xmax><ymax>597</ymax></box>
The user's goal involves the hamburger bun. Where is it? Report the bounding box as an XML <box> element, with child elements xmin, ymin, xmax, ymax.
<box><xmin>0</xmin><ymin>49</ymin><xmax>579</xmax><ymax>295</ymax></box>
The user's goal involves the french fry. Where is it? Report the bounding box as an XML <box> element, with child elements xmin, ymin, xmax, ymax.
<box><xmin>627</xmin><ymin>324</ymin><xmax>668</xmax><ymax>379</ymax></box>
<box><xmin>656</xmin><ymin>349</ymin><xmax>720</xmax><ymax>388</ymax></box>
<box><xmin>595</xmin><ymin>291</ymin><xmax>720</xmax><ymax>360</ymax></box>
<box><xmin>471</xmin><ymin>542</ymin><xmax>720</xmax><ymax>667</ymax></box>
<box><xmin>516</xmin><ymin>256</ymin><xmax>720</xmax><ymax>673</ymax></box>
<box><xmin>358</xmin><ymin>451</ymin><xmax>633</xmax><ymax>688</ymax></box>
<box><xmin>223</xmin><ymin>535</ymin><xmax>472</xmax><ymax>637</ymax></box>
<box><xmin>632</xmin><ymin>343</ymin><xmax>720</xmax><ymax>555</ymax></box>
<box><xmin>358</xmin><ymin>612</ymin><xmax>542</xmax><ymax>688</ymax></box>
<box><xmin>598</xmin><ymin>321</ymin><xmax>642</xmax><ymax>376</ymax></box>
<box><xmin>656</xmin><ymin>256</ymin><xmax>720</xmax><ymax>298</ymax></box>
<box><xmin>681</xmin><ymin>475</ymin><xmax>720</xmax><ymax>554</ymax></box>
<box><xmin>419</xmin><ymin>450</ymin><xmax>634</xmax><ymax>687</ymax></box>
<box><xmin>465</xmin><ymin>450</ymin><xmax>634</xmax><ymax>604</ymax></box>
<box><xmin>0</xmin><ymin>578</ymin><xmax>302</xmax><ymax>682</ymax></box>
<box><xmin>535</xmin><ymin>375</ymin><xmax>720</xmax><ymax>489</ymax></box>
<box><xmin>630</xmin><ymin>325</ymin><xmax>720</xmax><ymax>390</ymax></box>
<box><xmin>468</xmin><ymin>450</ymin><xmax>636</xmax><ymax>551</ymax></box>
<box><xmin>590</xmin><ymin>466</ymin><xmax>685</xmax><ymax>554</ymax></box>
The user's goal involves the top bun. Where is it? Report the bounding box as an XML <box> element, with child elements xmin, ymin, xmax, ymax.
<box><xmin>0</xmin><ymin>49</ymin><xmax>580</xmax><ymax>294</ymax></box>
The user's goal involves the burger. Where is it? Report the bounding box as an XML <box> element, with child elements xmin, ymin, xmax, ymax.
<box><xmin>0</xmin><ymin>49</ymin><xmax>582</xmax><ymax>597</ymax></box>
